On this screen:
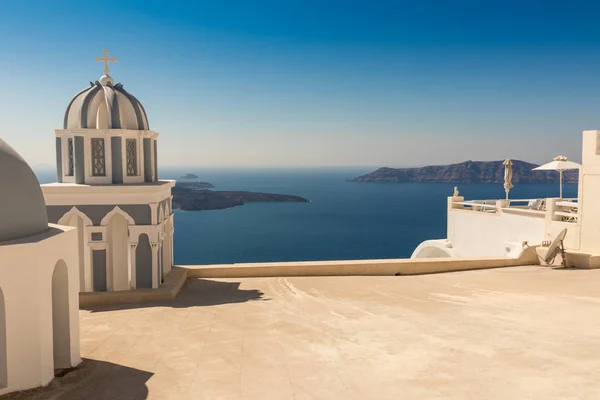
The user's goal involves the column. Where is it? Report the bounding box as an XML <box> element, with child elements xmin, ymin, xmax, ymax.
<box><xmin>129</xmin><ymin>242</ymin><xmax>138</xmax><ymax>290</ymax></box>
<box><xmin>170</xmin><ymin>230</ymin><xmax>175</xmax><ymax>269</ymax></box>
<box><xmin>150</xmin><ymin>242</ymin><xmax>159</xmax><ymax>288</ymax></box>
<box><xmin>56</xmin><ymin>137</ymin><xmax>63</xmax><ymax>183</ymax></box>
<box><xmin>83</xmin><ymin>227</ymin><xmax>93</xmax><ymax>292</ymax></box>
<box><xmin>163</xmin><ymin>230</ymin><xmax>173</xmax><ymax>276</ymax></box>
<box><xmin>149</xmin><ymin>203</ymin><xmax>158</xmax><ymax>225</ymax></box>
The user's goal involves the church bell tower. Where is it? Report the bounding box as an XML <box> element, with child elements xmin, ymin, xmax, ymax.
<box><xmin>41</xmin><ymin>50</ymin><xmax>176</xmax><ymax>293</ymax></box>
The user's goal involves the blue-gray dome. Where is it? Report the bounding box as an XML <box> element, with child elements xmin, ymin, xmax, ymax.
<box><xmin>0</xmin><ymin>138</ymin><xmax>48</xmax><ymax>242</ymax></box>
<box><xmin>63</xmin><ymin>76</ymin><xmax>149</xmax><ymax>131</ymax></box>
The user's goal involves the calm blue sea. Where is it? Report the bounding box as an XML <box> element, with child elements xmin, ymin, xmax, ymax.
<box><xmin>36</xmin><ymin>168</ymin><xmax>577</xmax><ymax>265</ymax></box>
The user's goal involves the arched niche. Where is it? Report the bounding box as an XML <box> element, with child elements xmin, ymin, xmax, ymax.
<box><xmin>136</xmin><ymin>234</ymin><xmax>152</xmax><ymax>289</ymax></box>
<box><xmin>52</xmin><ymin>260</ymin><xmax>72</xmax><ymax>370</ymax></box>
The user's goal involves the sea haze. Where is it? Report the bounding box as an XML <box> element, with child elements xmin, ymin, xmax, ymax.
<box><xmin>35</xmin><ymin>167</ymin><xmax>577</xmax><ymax>265</ymax></box>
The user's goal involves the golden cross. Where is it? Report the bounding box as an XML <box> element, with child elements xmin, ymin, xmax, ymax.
<box><xmin>96</xmin><ymin>49</ymin><xmax>116</xmax><ymax>75</ymax></box>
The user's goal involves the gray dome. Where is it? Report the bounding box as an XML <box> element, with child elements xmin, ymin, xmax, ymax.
<box><xmin>63</xmin><ymin>78</ymin><xmax>149</xmax><ymax>130</ymax></box>
<box><xmin>0</xmin><ymin>139</ymin><xmax>49</xmax><ymax>242</ymax></box>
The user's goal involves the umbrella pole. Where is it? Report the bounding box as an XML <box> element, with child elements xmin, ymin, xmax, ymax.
<box><xmin>559</xmin><ymin>170</ymin><xmax>563</xmax><ymax>199</ymax></box>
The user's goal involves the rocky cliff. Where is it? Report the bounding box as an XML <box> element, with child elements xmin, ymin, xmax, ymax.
<box><xmin>172</xmin><ymin>182</ymin><xmax>309</xmax><ymax>211</ymax></box>
<box><xmin>350</xmin><ymin>160</ymin><xmax>578</xmax><ymax>184</ymax></box>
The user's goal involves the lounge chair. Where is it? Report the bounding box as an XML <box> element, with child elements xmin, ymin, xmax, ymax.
<box><xmin>528</xmin><ymin>199</ymin><xmax>545</xmax><ymax>211</ymax></box>
<box><xmin>536</xmin><ymin>228</ymin><xmax>568</xmax><ymax>267</ymax></box>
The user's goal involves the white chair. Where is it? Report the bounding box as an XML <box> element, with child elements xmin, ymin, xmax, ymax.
<box><xmin>528</xmin><ymin>199</ymin><xmax>545</xmax><ymax>211</ymax></box>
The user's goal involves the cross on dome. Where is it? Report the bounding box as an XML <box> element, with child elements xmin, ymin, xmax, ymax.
<box><xmin>96</xmin><ymin>49</ymin><xmax>116</xmax><ymax>76</ymax></box>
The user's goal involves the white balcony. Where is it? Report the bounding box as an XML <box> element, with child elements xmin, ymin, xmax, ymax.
<box><xmin>412</xmin><ymin>196</ymin><xmax>581</xmax><ymax>259</ymax></box>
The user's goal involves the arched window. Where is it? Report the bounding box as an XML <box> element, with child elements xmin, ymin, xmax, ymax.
<box><xmin>126</xmin><ymin>139</ymin><xmax>137</xmax><ymax>176</ymax></box>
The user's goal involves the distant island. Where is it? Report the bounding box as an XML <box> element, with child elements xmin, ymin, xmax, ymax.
<box><xmin>172</xmin><ymin>182</ymin><xmax>309</xmax><ymax>211</ymax></box>
<box><xmin>350</xmin><ymin>160</ymin><xmax>579</xmax><ymax>184</ymax></box>
<box><xmin>180</xmin><ymin>173</ymin><xmax>200</xmax><ymax>179</ymax></box>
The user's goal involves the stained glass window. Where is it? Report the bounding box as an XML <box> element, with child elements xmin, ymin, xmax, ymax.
<box><xmin>67</xmin><ymin>138</ymin><xmax>74</xmax><ymax>176</ymax></box>
<box><xmin>126</xmin><ymin>139</ymin><xmax>137</xmax><ymax>176</ymax></box>
<box><xmin>91</xmin><ymin>138</ymin><xmax>106</xmax><ymax>176</ymax></box>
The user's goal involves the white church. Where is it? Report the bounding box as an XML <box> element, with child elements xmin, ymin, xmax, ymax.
<box><xmin>0</xmin><ymin>51</ymin><xmax>175</xmax><ymax>394</ymax></box>
<box><xmin>41</xmin><ymin>50</ymin><xmax>175</xmax><ymax>292</ymax></box>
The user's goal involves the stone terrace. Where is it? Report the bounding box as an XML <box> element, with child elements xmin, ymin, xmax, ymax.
<box><xmin>7</xmin><ymin>266</ymin><xmax>600</xmax><ymax>399</ymax></box>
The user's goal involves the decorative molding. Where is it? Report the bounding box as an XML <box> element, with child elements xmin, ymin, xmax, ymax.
<box><xmin>89</xmin><ymin>241</ymin><xmax>107</xmax><ymax>250</ymax></box>
<box><xmin>57</xmin><ymin>206</ymin><xmax>94</xmax><ymax>227</ymax></box>
<box><xmin>100</xmin><ymin>205</ymin><xmax>136</xmax><ymax>226</ymax></box>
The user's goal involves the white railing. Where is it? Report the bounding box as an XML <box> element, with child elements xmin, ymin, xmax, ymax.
<box><xmin>554</xmin><ymin>200</ymin><xmax>579</xmax><ymax>223</ymax></box>
<box><xmin>453</xmin><ymin>197</ymin><xmax>580</xmax><ymax>222</ymax></box>
<box><xmin>452</xmin><ymin>200</ymin><xmax>497</xmax><ymax>213</ymax></box>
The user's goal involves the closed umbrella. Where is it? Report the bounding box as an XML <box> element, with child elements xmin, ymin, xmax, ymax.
<box><xmin>533</xmin><ymin>155</ymin><xmax>581</xmax><ymax>199</ymax></box>
<box><xmin>503</xmin><ymin>159</ymin><xmax>513</xmax><ymax>201</ymax></box>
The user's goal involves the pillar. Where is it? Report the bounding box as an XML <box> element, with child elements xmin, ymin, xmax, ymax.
<box><xmin>83</xmin><ymin>227</ymin><xmax>93</xmax><ymax>292</ymax></box>
<box><xmin>163</xmin><ymin>230</ymin><xmax>173</xmax><ymax>276</ymax></box>
<box><xmin>129</xmin><ymin>242</ymin><xmax>138</xmax><ymax>290</ymax></box>
<box><xmin>151</xmin><ymin>242</ymin><xmax>159</xmax><ymax>288</ymax></box>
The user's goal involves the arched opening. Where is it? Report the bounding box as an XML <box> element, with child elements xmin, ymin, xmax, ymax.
<box><xmin>107</xmin><ymin>214</ymin><xmax>130</xmax><ymax>291</ymax></box>
<box><xmin>0</xmin><ymin>288</ymin><xmax>7</xmax><ymax>388</ymax></box>
<box><xmin>52</xmin><ymin>260</ymin><xmax>72</xmax><ymax>370</ymax></box>
<box><xmin>136</xmin><ymin>234</ymin><xmax>152</xmax><ymax>289</ymax></box>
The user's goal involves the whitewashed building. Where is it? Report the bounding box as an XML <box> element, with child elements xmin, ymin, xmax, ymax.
<box><xmin>412</xmin><ymin>130</ymin><xmax>600</xmax><ymax>268</ymax></box>
<box><xmin>0</xmin><ymin>139</ymin><xmax>81</xmax><ymax>395</ymax></box>
<box><xmin>41</xmin><ymin>51</ymin><xmax>176</xmax><ymax>292</ymax></box>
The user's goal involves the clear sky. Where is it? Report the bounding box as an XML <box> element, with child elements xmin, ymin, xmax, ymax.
<box><xmin>2</xmin><ymin>0</ymin><xmax>600</xmax><ymax>168</ymax></box>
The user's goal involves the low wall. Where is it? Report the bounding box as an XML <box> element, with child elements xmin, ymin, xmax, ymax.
<box><xmin>182</xmin><ymin>247</ymin><xmax>538</xmax><ymax>278</ymax></box>
<box><xmin>79</xmin><ymin>249</ymin><xmax>539</xmax><ymax>307</ymax></box>
<box><xmin>79</xmin><ymin>266</ymin><xmax>187</xmax><ymax>307</ymax></box>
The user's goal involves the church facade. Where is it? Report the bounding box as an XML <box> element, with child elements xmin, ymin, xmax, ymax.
<box><xmin>41</xmin><ymin>51</ymin><xmax>176</xmax><ymax>292</ymax></box>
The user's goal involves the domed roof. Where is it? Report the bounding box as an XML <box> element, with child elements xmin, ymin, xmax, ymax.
<box><xmin>63</xmin><ymin>75</ymin><xmax>150</xmax><ymax>130</ymax></box>
<box><xmin>0</xmin><ymin>139</ymin><xmax>49</xmax><ymax>242</ymax></box>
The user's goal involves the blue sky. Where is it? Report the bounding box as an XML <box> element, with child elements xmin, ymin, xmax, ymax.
<box><xmin>2</xmin><ymin>0</ymin><xmax>600</xmax><ymax>167</ymax></box>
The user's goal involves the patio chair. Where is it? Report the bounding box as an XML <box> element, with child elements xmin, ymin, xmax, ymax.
<box><xmin>536</xmin><ymin>228</ymin><xmax>568</xmax><ymax>267</ymax></box>
<box><xmin>528</xmin><ymin>199</ymin><xmax>545</xmax><ymax>211</ymax></box>
<box><xmin>471</xmin><ymin>200</ymin><xmax>484</xmax><ymax>212</ymax></box>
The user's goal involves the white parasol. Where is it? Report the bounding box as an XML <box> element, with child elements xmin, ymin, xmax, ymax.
<box><xmin>503</xmin><ymin>159</ymin><xmax>513</xmax><ymax>201</ymax></box>
<box><xmin>533</xmin><ymin>155</ymin><xmax>581</xmax><ymax>199</ymax></box>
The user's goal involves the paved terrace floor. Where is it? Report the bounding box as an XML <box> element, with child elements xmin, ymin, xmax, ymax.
<box><xmin>9</xmin><ymin>266</ymin><xmax>600</xmax><ymax>400</ymax></box>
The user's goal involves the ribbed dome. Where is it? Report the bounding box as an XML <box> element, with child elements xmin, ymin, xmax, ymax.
<box><xmin>63</xmin><ymin>77</ymin><xmax>149</xmax><ymax>130</ymax></box>
<box><xmin>0</xmin><ymin>138</ymin><xmax>49</xmax><ymax>242</ymax></box>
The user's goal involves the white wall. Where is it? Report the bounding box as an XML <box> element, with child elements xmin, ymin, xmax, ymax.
<box><xmin>448</xmin><ymin>209</ymin><xmax>546</xmax><ymax>258</ymax></box>
<box><xmin>0</xmin><ymin>225</ymin><xmax>81</xmax><ymax>395</ymax></box>
<box><xmin>579</xmin><ymin>131</ymin><xmax>600</xmax><ymax>253</ymax></box>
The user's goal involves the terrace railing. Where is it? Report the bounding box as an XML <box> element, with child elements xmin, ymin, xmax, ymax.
<box><xmin>451</xmin><ymin>197</ymin><xmax>580</xmax><ymax>223</ymax></box>
<box><xmin>554</xmin><ymin>200</ymin><xmax>579</xmax><ymax>223</ymax></box>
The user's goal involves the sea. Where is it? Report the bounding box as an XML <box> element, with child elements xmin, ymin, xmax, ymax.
<box><xmin>35</xmin><ymin>168</ymin><xmax>578</xmax><ymax>265</ymax></box>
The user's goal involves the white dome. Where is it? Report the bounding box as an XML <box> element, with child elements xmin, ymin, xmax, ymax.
<box><xmin>0</xmin><ymin>139</ymin><xmax>49</xmax><ymax>242</ymax></box>
<box><xmin>63</xmin><ymin>78</ymin><xmax>149</xmax><ymax>131</ymax></box>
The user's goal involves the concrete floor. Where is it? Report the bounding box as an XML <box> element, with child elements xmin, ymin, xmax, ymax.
<box><xmin>9</xmin><ymin>266</ymin><xmax>600</xmax><ymax>399</ymax></box>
